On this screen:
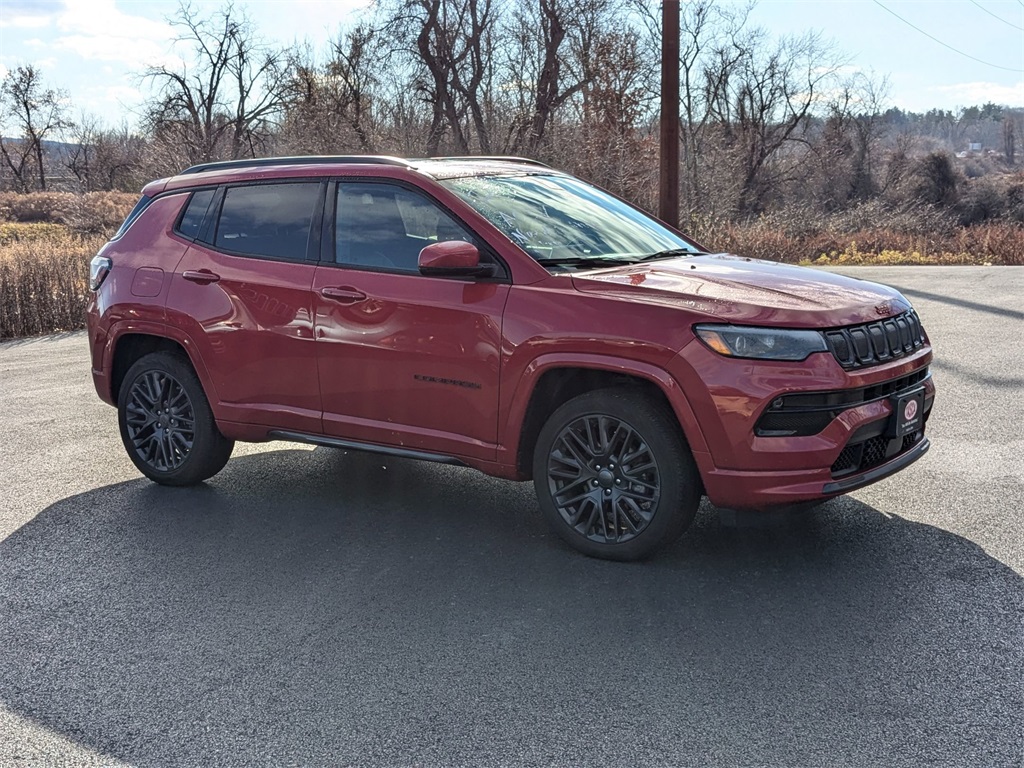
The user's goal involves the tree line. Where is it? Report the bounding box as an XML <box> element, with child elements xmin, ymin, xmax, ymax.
<box><xmin>1</xmin><ymin>0</ymin><xmax>1021</xmax><ymax>228</ymax></box>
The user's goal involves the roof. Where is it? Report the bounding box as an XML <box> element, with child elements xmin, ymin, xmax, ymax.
<box><xmin>147</xmin><ymin>155</ymin><xmax>558</xmax><ymax>196</ymax></box>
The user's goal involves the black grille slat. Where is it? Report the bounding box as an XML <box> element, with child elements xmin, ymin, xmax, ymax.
<box><xmin>824</xmin><ymin>310</ymin><xmax>926</xmax><ymax>370</ymax></box>
<box><xmin>883</xmin><ymin>321</ymin><xmax>900</xmax><ymax>354</ymax></box>
<box><xmin>868</xmin><ymin>325</ymin><xmax>888</xmax><ymax>360</ymax></box>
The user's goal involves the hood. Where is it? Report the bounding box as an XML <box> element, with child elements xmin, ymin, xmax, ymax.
<box><xmin>570</xmin><ymin>253</ymin><xmax>912</xmax><ymax>328</ymax></box>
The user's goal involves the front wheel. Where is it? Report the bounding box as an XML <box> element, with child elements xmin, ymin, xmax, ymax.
<box><xmin>117</xmin><ymin>351</ymin><xmax>234</xmax><ymax>486</ymax></box>
<box><xmin>532</xmin><ymin>388</ymin><xmax>701</xmax><ymax>561</ymax></box>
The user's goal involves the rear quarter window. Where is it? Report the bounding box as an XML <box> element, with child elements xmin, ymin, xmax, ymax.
<box><xmin>111</xmin><ymin>194</ymin><xmax>152</xmax><ymax>239</ymax></box>
<box><xmin>175</xmin><ymin>188</ymin><xmax>217</xmax><ymax>240</ymax></box>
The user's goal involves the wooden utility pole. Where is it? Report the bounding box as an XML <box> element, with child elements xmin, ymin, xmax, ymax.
<box><xmin>659</xmin><ymin>0</ymin><xmax>680</xmax><ymax>227</ymax></box>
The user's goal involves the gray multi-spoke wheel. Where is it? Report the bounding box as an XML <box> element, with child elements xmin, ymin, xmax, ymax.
<box><xmin>533</xmin><ymin>388</ymin><xmax>700</xmax><ymax>560</ymax></box>
<box><xmin>117</xmin><ymin>351</ymin><xmax>233</xmax><ymax>486</ymax></box>
<box><xmin>547</xmin><ymin>414</ymin><xmax>661</xmax><ymax>544</ymax></box>
<box><xmin>124</xmin><ymin>370</ymin><xmax>195</xmax><ymax>472</ymax></box>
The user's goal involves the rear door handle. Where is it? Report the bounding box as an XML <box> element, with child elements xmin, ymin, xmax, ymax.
<box><xmin>320</xmin><ymin>286</ymin><xmax>368</xmax><ymax>304</ymax></box>
<box><xmin>182</xmin><ymin>269</ymin><xmax>221</xmax><ymax>285</ymax></box>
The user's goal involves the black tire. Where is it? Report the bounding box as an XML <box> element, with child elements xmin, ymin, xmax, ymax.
<box><xmin>533</xmin><ymin>387</ymin><xmax>701</xmax><ymax>561</ymax></box>
<box><xmin>117</xmin><ymin>351</ymin><xmax>234</xmax><ymax>486</ymax></box>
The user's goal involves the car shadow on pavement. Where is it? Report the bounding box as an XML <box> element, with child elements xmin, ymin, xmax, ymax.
<box><xmin>1</xmin><ymin>448</ymin><xmax>1020</xmax><ymax>767</ymax></box>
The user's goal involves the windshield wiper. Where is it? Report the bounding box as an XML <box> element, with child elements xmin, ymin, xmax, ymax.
<box><xmin>538</xmin><ymin>256</ymin><xmax>636</xmax><ymax>269</ymax></box>
<box><xmin>636</xmin><ymin>248</ymin><xmax>696</xmax><ymax>262</ymax></box>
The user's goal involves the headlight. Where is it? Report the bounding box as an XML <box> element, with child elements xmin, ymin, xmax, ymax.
<box><xmin>694</xmin><ymin>324</ymin><xmax>827</xmax><ymax>361</ymax></box>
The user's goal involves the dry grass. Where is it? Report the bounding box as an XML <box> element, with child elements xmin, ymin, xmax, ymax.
<box><xmin>0</xmin><ymin>191</ymin><xmax>137</xmax><ymax>234</ymax></box>
<box><xmin>0</xmin><ymin>192</ymin><xmax>132</xmax><ymax>339</ymax></box>
<box><xmin>0</xmin><ymin>230</ymin><xmax>106</xmax><ymax>339</ymax></box>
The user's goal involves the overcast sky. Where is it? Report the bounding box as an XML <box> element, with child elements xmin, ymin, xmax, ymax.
<box><xmin>0</xmin><ymin>0</ymin><xmax>1021</xmax><ymax>128</ymax></box>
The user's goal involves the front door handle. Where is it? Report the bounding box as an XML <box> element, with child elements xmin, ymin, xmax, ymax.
<box><xmin>182</xmin><ymin>269</ymin><xmax>221</xmax><ymax>285</ymax></box>
<box><xmin>320</xmin><ymin>286</ymin><xmax>368</xmax><ymax>304</ymax></box>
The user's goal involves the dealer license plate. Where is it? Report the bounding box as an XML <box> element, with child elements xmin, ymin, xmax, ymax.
<box><xmin>889</xmin><ymin>388</ymin><xmax>925</xmax><ymax>438</ymax></box>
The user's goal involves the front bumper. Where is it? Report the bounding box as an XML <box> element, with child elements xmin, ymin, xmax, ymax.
<box><xmin>699</xmin><ymin>435</ymin><xmax>929</xmax><ymax>509</ymax></box>
<box><xmin>671</xmin><ymin>338</ymin><xmax>935</xmax><ymax>509</ymax></box>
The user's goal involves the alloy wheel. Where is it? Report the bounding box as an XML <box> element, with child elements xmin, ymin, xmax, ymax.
<box><xmin>124</xmin><ymin>371</ymin><xmax>196</xmax><ymax>472</ymax></box>
<box><xmin>546</xmin><ymin>414</ymin><xmax>661</xmax><ymax>544</ymax></box>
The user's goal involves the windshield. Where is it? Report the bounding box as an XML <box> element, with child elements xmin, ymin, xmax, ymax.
<box><xmin>439</xmin><ymin>174</ymin><xmax>701</xmax><ymax>268</ymax></box>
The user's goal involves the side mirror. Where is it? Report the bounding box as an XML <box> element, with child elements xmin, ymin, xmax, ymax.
<box><xmin>418</xmin><ymin>240</ymin><xmax>495</xmax><ymax>278</ymax></box>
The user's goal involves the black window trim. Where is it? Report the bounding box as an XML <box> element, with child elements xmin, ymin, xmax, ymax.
<box><xmin>323</xmin><ymin>176</ymin><xmax>511</xmax><ymax>283</ymax></box>
<box><xmin>200</xmin><ymin>178</ymin><xmax>327</xmax><ymax>264</ymax></box>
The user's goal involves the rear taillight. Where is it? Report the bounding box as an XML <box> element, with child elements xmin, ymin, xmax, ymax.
<box><xmin>89</xmin><ymin>255</ymin><xmax>112</xmax><ymax>291</ymax></box>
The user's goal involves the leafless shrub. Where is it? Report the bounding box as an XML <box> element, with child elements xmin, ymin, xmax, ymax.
<box><xmin>0</xmin><ymin>231</ymin><xmax>106</xmax><ymax>338</ymax></box>
<box><xmin>0</xmin><ymin>191</ymin><xmax>136</xmax><ymax>234</ymax></box>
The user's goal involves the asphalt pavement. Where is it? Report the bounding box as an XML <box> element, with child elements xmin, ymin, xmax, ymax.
<box><xmin>1</xmin><ymin>266</ymin><xmax>1021</xmax><ymax>767</ymax></box>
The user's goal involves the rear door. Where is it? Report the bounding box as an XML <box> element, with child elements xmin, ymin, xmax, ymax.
<box><xmin>313</xmin><ymin>180</ymin><xmax>509</xmax><ymax>461</ymax></box>
<box><xmin>165</xmin><ymin>181</ymin><xmax>325</xmax><ymax>433</ymax></box>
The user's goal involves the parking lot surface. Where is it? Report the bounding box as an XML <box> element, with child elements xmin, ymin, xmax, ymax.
<box><xmin>1</xmin><ymin>266</ymin><xmax>1021</xmax><ymax>767</ymax></box>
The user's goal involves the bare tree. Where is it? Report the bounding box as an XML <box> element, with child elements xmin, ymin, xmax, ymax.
<box><xmin>631</xmin><ymin>0</ymin><xmax>753</xmax><ymax>215</ymax></box>
<box><xmin>281</xmin><ymin>27</ymin><xmax>383</xmax><ymax>155</ymax></box>
<box><xmin>504</xmin><ymin>0</ymin><xmax>612</xmax><ymax>153</ymax></box>
<box><xmin>144</xmin><ymin>2</ymin><xmax>291</xmax><ymax>166</ymax></box>
<box><xmin>62</xmin><ymin>113</ymin><xmax>100</xmax><ymax>190</ymax></box>
<box><xmin>707</xmin><ymin>30</ymin><xmax>845</xmax><ymax>215</ymax></box>
<box><xmin>0</xmin><ymin>65</ymin><xmax>72</xmax><ymax>191</ymax></box>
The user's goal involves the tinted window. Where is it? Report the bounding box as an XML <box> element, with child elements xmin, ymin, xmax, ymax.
<box><xmin>336</xmin><ymin>182</ymin><xmax>472</xmax><ymax>273</ymax></box>
<box><xmin>176</xmin><ymin>189</ymin><xmax>215</xmax><ymax>240</ymax></box>
<box><xmin>215</xmin><ymin>183</ymin><xmax>320</xmax><ymax>261</ymax></box>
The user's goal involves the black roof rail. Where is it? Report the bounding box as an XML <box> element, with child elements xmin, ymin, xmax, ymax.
<box><xmin>179</xmin><ymin>155</ymin><xmax>413</xmax><ymax>175</ymax></box>
<box><xmin>428</xmin><ymin>155</ymin><xmax>551</xmax><ymax>168</ymax></box>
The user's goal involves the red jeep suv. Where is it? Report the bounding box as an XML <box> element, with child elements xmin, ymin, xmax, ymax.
<box><xmin>87</xmin><ymin>156</ymin><xmax>934</xmax><ymax>560</ymax></box>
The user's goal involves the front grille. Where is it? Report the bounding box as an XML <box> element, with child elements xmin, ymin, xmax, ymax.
<box><xmin>830</xmin><ymin>417</ymin><xmax>929</xmax><ymax>477</ymax></box>
<box><xmin>824</xmin><ymin>310</ymin><xmax>926</xmax><ymax>370</ymax></box>
<box><xmin>755</xmin><ymin>367</ymin><xmax>930</xmax><ymax>437</ymax></box>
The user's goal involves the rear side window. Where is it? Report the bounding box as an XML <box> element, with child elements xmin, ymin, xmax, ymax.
<box><xmin>214</xmin><ymin>182</ymin><xmax>320</xmax><ymax>261</ymax></box>
<box><xmin>112</xmin><ymin>194</ymin><xmax>152</xmax><ymax>239</ymax></box>
<box><xmin>176</xmin><ymin>189</ymin><xmax>216</xmax><ymax>240</ymax></box>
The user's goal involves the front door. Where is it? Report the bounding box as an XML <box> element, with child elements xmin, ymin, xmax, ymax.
<box><xmin>313</xmin><ymin>180</ymin><xmax>508</xmax><ymax>461</ymax></box>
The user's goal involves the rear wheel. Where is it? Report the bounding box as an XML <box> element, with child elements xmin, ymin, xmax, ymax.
<box><xmin>117</xmin><ymin>351</ymin><xmax>233</xmax><ymax>486</ymax></box>
<box><xmin>533</xmin><ymin>388</ymin><xmax>701</xmax><ymax>561</ymax></box>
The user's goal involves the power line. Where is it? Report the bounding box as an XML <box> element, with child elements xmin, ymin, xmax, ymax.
<box><xmin>871</xmin><ymin>0</ymin><xmax>1023</xmax><ymax>72</ymax></box>
<box><xmin>969</xmin><ymin>0</ymin><xmax>1024</xmax><ymax>31</ymax></box>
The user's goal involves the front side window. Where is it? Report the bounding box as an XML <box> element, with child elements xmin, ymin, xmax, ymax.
<box><xmin>335</xmin><ymin>182</ymin><xmax>473</xmax><ymax>273</ymax></box>
<box><xmin>214</xmin><ymin>182</ymin><xmax>320</xmax><ymax>261</ymax></box>
<box><xmin>440</xmin><ymin>174</ymin><xmax>701</xmax><ymax>268</ymax></box>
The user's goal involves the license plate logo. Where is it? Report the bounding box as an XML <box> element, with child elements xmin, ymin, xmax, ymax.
<box><xmin>903</xmin><ymin>399</ymin><xmax>919</xmax><ymax>422</ymax></box>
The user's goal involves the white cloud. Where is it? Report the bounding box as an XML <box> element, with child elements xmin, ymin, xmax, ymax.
<box><xmin>0</xmin><ymin>15</ymin><xmax>55</xmax><ymax>29</ymax></box>
<box><xmin>56</xmin><ymin>33</ymin><xmax>175</xmax><ymax>69</ymax></box>
<box><xmin>102</xmin><ymin>85</ymin><xmax>143</xmax><ymax>104</ymax></box>
<box><xmin>52</xmin><ymin>0</ymin><xmax>175</xmax><ymax>70</ymax></box>
<box><xmin>929</xmin><ymin>81</ymin><xmax>1024</xmax><ymax>108</ymax></box>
